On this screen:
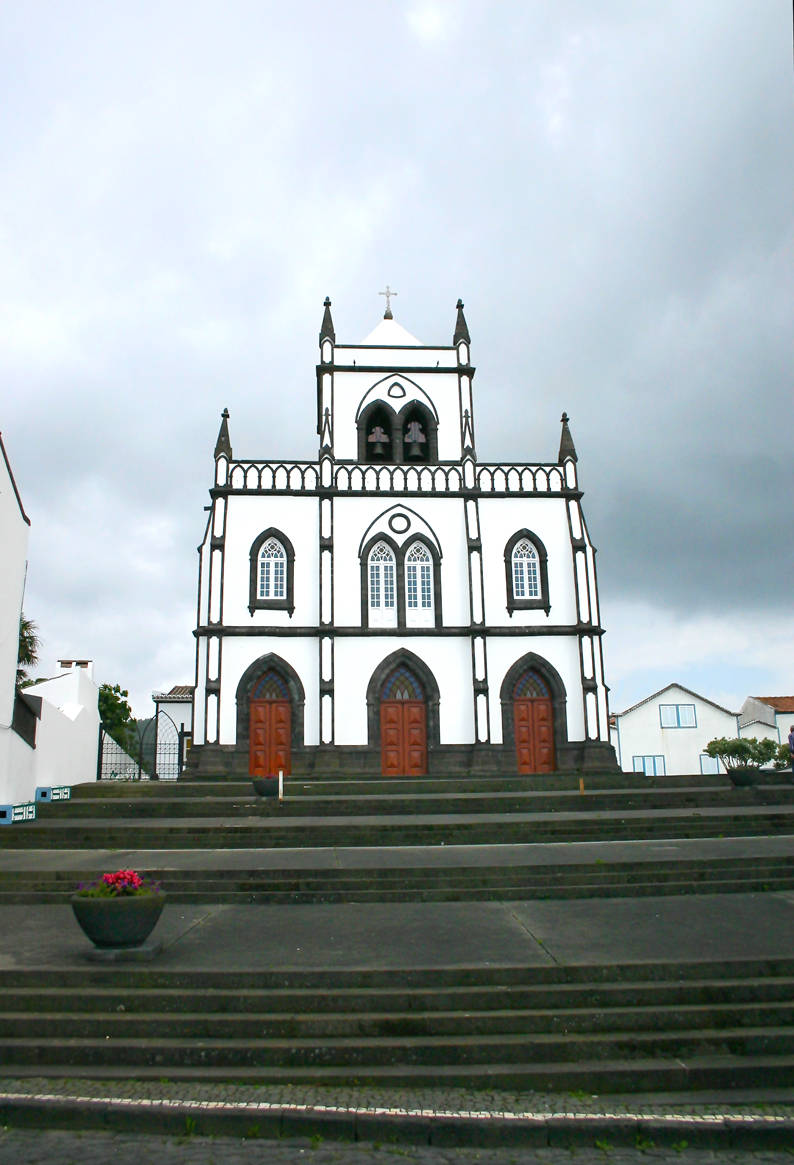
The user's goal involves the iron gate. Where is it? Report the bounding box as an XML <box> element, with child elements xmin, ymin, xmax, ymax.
<box><xmin>97</xmin><ymin>710</ymin><xmax>187</xmax><ymax>781</ymax></box>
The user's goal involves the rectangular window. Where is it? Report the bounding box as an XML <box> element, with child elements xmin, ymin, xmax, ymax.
<box><xmin>700</xmin><ymin>754</ymin><xmax>721</xmax><ymax>774</ymax></box>
<box><xmin>259</xmin><ymin>560</ymin><xmax>270</xmax><ymax>598</ymax></box>
<box><xmin>407</xmin><ymin>566</ymin><xmax>418</xmax><ymax>609</ymax></box>
<box><xmin>659</xmin><ymin>703</ymin><xmax>697</xmax><ymax>728</ymax></box>
<box><xmin>526</xmin><ymin>560</ymin><xmax>539</xmax><ymax>597</ymax></box>
<box><xmin>369</xmin><ymin>563</ymin><xmax>380</xmax><ymax>608</ymax></box>
<box><xmin>420</xmin><ymin>564</ymin><xmax>432</xmax><ymax>608</ymax></box>
<box><xmin>513</xmin><ymin>560</ymin><xmax>525</xmax><ymax>598</ymax></box>
<box><xmin>272</xmin><ymin>559</ymin><xmax>285</xmax><ymax>598</ymax></box>
<box><xmin>633</xmin><ymin>754</ymin><xmax>666</xmax><ymax>776</ymax></box>
<box><xmin>383</xmin><ymin>563</ymin><xmax>395</xmax><ymax>608</ymax></box>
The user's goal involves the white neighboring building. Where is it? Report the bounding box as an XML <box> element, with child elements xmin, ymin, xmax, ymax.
<box><xmin>0</xmin><ymin>432</ymin><xmax>33</xmax><ymax>799</ymax></box>
<box><xmin>611</xmin><ymin>683</ymin><xmax>739</xmax><ymax>776</ymax></box>
<box><xmin>152</xmin><ymin>684</ymin><xmax>194</xmax><ymax>774</ymax></box>
<box><xmin>190</xmin><ymin>298</ymin><xmax>616</xmax><ymax>777</ymax></box>
<box><xmin>739</xmin><ymin>696</ymin><xmax>794</xmax><ymax>745</ymax></box>
<box><xmin>0</xmin><ymin>431</ymin><xmax>101</xmax><ymax>807</ymax></box>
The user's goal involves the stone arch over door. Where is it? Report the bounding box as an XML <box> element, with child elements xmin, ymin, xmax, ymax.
<box><xmin>366</xmin><ymin>650</ymin><xmax>441</xmax><ymax>773</ymax></box>
<box><xmin>235</xmin><ymin>654</ymin><xmax>306</xmax><ymax>767</ymax></box>
<box><xmin>499</xmin><ymin>653</ymin><xmax>568</xmax><ymax>773</ymax></box>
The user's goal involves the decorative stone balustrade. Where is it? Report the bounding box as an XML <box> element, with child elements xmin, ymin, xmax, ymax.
<box><xmin>221</xmin><ymin>460</ymin><xmax>573</xmax><ymax>495</ymax></box>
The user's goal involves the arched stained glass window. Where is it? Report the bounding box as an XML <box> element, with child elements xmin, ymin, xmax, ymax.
<box><xmin>252</xmin><ymin>669</ymin><xmax>290</xmax><ymax>699</ymax></box>
<box><xmin>369</xmin><ymin>542</ymin><xmax>396</xmax><ymax>611</ymax></box>
<box><xmin>382</xmin><ymin>665</ymin><xmax>424</xmax><ymax>700</ymax></box>
<box><xmin>405</xmin><ymin>542</ymin><xmax>432</xmax><ymax>610</ymax></box>
<box><xmin>258</xmin><ymin>539</ymin><xmax>286</xmax><ymax>600</ymax></box>
<box><xmin>513</xmin><ymin>670</ymin><xmax>550</xmax><ymax>699</ymax></box>
<box><xmin>512</xmin><ymin>539</ymin><xmax>539</xmax><ymax>600</ymax></box>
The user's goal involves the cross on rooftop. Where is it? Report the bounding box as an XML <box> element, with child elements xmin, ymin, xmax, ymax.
<box><xmin>379</xmin><ymin>284</ymin><xmax>397</xmax><ymax>318</ymax></box>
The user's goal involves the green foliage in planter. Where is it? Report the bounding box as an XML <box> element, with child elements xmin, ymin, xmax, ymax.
<box><xmin>704</xmin><ymin>736</ymin><xmax>778</xmax><ymax>771</ymax></box>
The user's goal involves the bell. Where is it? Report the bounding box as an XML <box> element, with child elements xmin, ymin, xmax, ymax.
<box><xmin>372</xmin><ymin>440</ymin><xmax>385</xmax><ymax>456</ymax></box>
<box><xmin>406</xmin><ymin>441</ymin><xmax>422</xmax><ymax>460</ymax></box>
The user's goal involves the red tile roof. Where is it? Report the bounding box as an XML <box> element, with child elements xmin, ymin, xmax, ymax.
<box><xmin>754</xmin><ymin>696</ymin><xmax>794</xmax><ymax>713</ymax></box>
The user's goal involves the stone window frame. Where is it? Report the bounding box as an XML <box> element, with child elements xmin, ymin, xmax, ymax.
<box><xmin>504</xmin><ymin>529</ymin><xmax>550</xmax><ymax>616</ymax></box>
<box><xmin>360</xmin><ymin>533</ymin><xmax>443</xmax><ymax>629</ymax></box>
<box><xmin>248</xmin><ymin>528</ymin><xmax>295</xmax><ymax>616</ymax></box>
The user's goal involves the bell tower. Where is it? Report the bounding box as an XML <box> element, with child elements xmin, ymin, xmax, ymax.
<box><xmin>315</xmin><ymin>294</ymin><xmax>476</xmax><ymax>466</ymax></box>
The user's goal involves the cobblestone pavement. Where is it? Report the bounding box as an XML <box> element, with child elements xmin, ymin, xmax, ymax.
<box><xmin>3</xmin><ymin>1078</ymin><xmax>794</xmax><ymax>1119</ymax></box>
<box><xmin>2</xmin><ymin>1129</ymin><xmax>794</xmax><ymax>1164</ymax></box>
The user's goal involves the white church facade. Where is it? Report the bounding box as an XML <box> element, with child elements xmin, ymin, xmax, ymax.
<box><xmin>188</xmin><ymin>299</ymin><xmax>616</xmax><ymax>777</ymax></box>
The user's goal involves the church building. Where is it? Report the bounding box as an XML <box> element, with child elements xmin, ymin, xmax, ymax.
<box><xmin>188</xmin><ymin>297</ymin><xmax>616</xmax><ymax>777</ymax></box>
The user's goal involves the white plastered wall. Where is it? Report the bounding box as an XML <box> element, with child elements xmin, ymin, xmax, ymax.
<box><xmin>0</xmin><ymin>454</ymin><xmax>28</xmax><ymax>733</ymax></box>
<box><xmin>331</xmin><ymin>362</ymin><xmax>462</xmax><ymax>462</ymax></box>
<box><xmin>221</xmin><ymin>495</ymin><xmax>319</xmax><ymax>626</ymax></box>
<box><xmin>333</xmin><ymin>636</ymin><xmax>474</xmax><ymax>745</ymax></box>
<box><xmin>332</xmin><ymin>496</ymin><xmax>470</xmax><ymax>627</ymax></box>
<box><xmin>1</xmin><ymin>666</ymin><xmax>100</xmax><ymax>803</ymax></box>
<box><xmin>218</xmin><ymin>636</ymin><xmax>319</xmax><ymax>745</ymax></box>
<box><xmin>478</xmin><ymin>497</ymin><xmax>578</xmax><ymax>627</ymax></box>
<box><xmin>486</xmin><ymin>636</ymin><xmax>584</xmax><ymax>745</ymax></box>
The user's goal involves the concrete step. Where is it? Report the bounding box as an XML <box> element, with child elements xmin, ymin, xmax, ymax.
<box><xmin>2</xmin><ymin>856</ymin><xmax>794</xmax><ymax>903</ymax></box>
<box><xmin>2</xmin><ymin>961</ymin><xmax>794</xmax><ymax>1091</ymax></box>
<box><xmin>4</xmin><ymin>809</ymin><xmax>794</xmax><ymax>849</ymax></box>
<box><xmin>3</xmin><ymin>1055</ymin><xmax>793</xmax><ymax>1093</ymax></box>
<box><xmin>35</xmin><ymin>786</ymin><xmax>793</xmax><ymax>819</ymax></box>
<box><xmin>4</xmin><ymin>1001</ymin><xmax>794</xmax><ymax>1040</ymax></box>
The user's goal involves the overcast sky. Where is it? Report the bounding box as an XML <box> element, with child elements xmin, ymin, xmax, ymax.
<box><xmin>2</xmin><ymin>1</ymin><xmax>792</xmax><ymax>718</ymax></box>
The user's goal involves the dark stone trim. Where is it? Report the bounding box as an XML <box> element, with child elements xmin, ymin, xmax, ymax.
<box><xmin>504</xmin><ymin>529</ymin><xmax>551</xmax><ymax>616</ymax></box>
<box><xmin>499</xmin><ymin>652</ymin><xmax>569</xmax><ymax>771</ymax></box>
<box><xmin>235</xmin><ymin>653</ymin><xmax>306</xmax><ymax>752</ymax></box>
<box><xmin>196</xmin><ymin>623</ymin><xmax>604</xmax><ymax>638</ymax></box>
<box><xmin>213</xmin><ymin>486</ymin><xmax>580</xmax><ymax>501</ymax></box>
<box><xmin>248</xmin><ymin>528</ymin><xmax>295</xmax><ymax>617</ymax></box>
<box><xmin>186</xmin><ymin>739</ymin><xmax>618</xmax><ymax>778</ymax></box>
<box><xmin>365</xmin><ymin>649</ymin><xmax>441</xmax><ymax>754</ymax></box>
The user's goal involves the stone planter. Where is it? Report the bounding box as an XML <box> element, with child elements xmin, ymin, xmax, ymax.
<box><xmin>71</xmin><ymin>894</ymin><xmax>166</xmax><ymax>949</ymax></box>
<box><xmin>727</xmin><ymin>766</ymin><xmax>756</xmax><ymax>788</ymax></box>
<box><xmin>252</xmin><ymin>777</ymin><xmax>279</xmax><ymax>798</ymax></box>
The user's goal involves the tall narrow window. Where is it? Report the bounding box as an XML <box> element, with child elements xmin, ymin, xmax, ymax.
<box><xmin>248</xmin><ymin>528</ymin><xmax>295</xmax><ymax>615</ymax></box>
<box><xmin>368</xmin><ymin>542</ymin><xmax>397</xmax><ymax>627</ymax></box>
<box><xmin>504</xmin><ymin>530</ymin><xmax>550</xmax><ymax>615</ymax></box>
<box><xmin>512</xmin><ymin>540</ymin><xmax>539</xmax><ymax>599</ymax></box>
<box><xmin>258</xmin><ymin>539</ymin><xmax>286</xmax><ymax>600</ymax></box>
<box><xmin>405</xmin><ymin>541</ymin><xmax>434</xmax><ymax>627</ymax></box>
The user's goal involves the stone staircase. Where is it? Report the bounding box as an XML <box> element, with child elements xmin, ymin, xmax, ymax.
<box><xmin>1</xmin><ymin>771</ymin><xmax>793</xmax><ymax>903</ymax></box>
<box><xmin>2</xmin><ymin>959</ymin><xmax>794</xmax><ymax>1092</ymax></box>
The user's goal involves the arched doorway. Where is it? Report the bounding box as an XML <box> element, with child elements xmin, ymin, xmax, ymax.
<box><xmin>512</xmin><ymin>669</ymin><xmax>555</xmax><ymax>773</ymax></box>
<box><xmin>249</xmin><ymin>669</ymin><xmax>291</xmax><ymax>776</ymax></box>
<box><xmin>379</xmin><ymin>663</ymin><xmax>427</xmax><ymax>776</ymax></box>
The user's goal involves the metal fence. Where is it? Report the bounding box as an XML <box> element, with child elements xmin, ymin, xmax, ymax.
<box><xmin>97</xmin><ymin>710</ymin><xmax>187</xmax><ymax>781</ymax></box>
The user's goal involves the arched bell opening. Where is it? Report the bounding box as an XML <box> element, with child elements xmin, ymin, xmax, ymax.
<box><xmin>357</xmin><ymin>401</ymin><xmax>397</xmax><ymax>463</ymax></box>
<box><xmin>396</xmin><ymin>401</ymin><xmax>438</xmax><ymax>464</ymax></box>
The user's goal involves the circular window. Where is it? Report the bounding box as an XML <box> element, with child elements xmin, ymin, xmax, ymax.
<box><xmin>388</xmin><ymin>513</ymin><xmax>411</xmax><ymax>534</ymax></box>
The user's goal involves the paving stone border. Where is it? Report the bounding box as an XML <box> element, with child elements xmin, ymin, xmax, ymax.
<box><xmin>2</xmin><ymin>1086</ymin><xmax>794</xmax><ymax>1150</ymax></box>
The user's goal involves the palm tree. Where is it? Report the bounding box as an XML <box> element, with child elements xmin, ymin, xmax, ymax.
<box><xmin>17</xmin><ymin>613</ymin><xmax>40</xmax><ymax>687</ymax></box>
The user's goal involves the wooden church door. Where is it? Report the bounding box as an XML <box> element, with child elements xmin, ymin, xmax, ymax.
<box><xmin>380</xmin><ymin>664</ymin><xmax>427</xmax><ymax>776</ymax></box>
<box><xmin>513</xmin><ymin>669</ymin><xmax>555</xmax><ymax>773</ymax></box>
<box><xmin>249</xmin><ymin>670</ymin><xmax>292</xmax><ymax>776</ymax></box>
